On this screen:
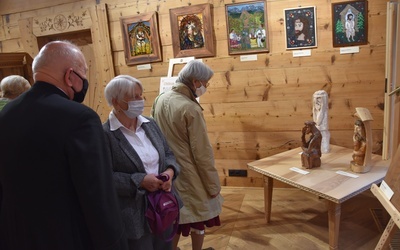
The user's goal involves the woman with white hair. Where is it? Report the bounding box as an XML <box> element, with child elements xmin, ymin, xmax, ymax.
<box><xmin>0</xmin><ymin>75</ymin><xmax>30</xmax><ymax>110</ymax></box>
<box><xmin>103</xmin><ymin>75</ymin><xmax>181</xmax><ymax>250</ymax></box>
<box><xmin>151</xmin><ymin>60</ymin><xmax>223</xmax><ymax>250</ymax></box>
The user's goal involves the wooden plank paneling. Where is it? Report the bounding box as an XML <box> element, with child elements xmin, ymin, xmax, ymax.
<box><xmin>0</xmin><ymin>0</ymin><xmax>388</xmax><ymax>188</ymax></box>
<box><xmin>0</xmin><ymin>0</ymin><xmax>77</xmax><ymax>15</ymax></box>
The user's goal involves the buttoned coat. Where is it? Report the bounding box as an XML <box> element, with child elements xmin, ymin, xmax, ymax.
<box><xmin>151</xmin><ymin>83</ymin><xmax>223</xmax><ymax>224</ymax></box>
<box><xmin>102</xmin><ymin>117</ymin><xmax>181</xmax><ymax>240</ymax></box>
<box><xmin>0</xmin><ymin>81</ymin><xmax>127</xmax><ymax>250</ymax></box>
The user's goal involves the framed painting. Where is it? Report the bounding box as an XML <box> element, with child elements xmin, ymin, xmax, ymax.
<box><xmin>332</xmin><ymin>0</ymin><xmax>368</xmax><ymax>47</ymax></box>
<box><xmin>169</xmin><ymin>4</ymin><xmax>215</xmax><ymax>58</ymax></box>
<box><xmin>284</xmin><ymin>6</ymin><xmax>317</xmax><ymax>50</ymax></box>
<box><xmin>120</xmin><ymin>12</ymin><xmax>162</xmax><ymax>66</ymax></box>
<box><xmin>225</xmin><ymin>1</ymin><xmax>269</xmax><ymax>55</ymax></box>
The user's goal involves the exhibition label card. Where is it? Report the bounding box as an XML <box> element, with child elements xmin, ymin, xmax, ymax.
<box><xmin>290</xmin><ymin>167</ymin><xmax>310</xmax><ymax>175</ymax></box>
<box><xmin>380</xmin><ymin>180</ymin><xmax>394</xmax><ymax>200</ymax></box>
<box><xmin>336</xmin><ymin>170</ymin><xmax>359</xmax><ymax>178</ymax></box>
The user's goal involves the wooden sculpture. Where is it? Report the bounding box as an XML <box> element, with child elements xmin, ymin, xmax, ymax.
<box><xmin>301</xmin><ymin>121</ymin><xmax>322</xmax><ymax>169</ymax></box>
<box><xmin>350</xmin><ymin>107</ymin><xmax>373</xmax><ymax>173</ymax></box>
<box><xmin>313</xmin><ymin>90</ymin><xmax>330</xmax><ymax>153</ymax></box>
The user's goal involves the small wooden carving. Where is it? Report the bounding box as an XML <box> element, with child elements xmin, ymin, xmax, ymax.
<box><xmin>301</xmin><ymin>121</ymin><xmax>322</xmax><ymax>169</ymax></box>
<box><xmin>352</xmin><ymin>119</ymin><xmax>366</xmax><ymax>166</ymax></box>
<box><xmin>350</xmin><ymin>107</ymin><xmax>373</xmax><ymax>173</ymax></box>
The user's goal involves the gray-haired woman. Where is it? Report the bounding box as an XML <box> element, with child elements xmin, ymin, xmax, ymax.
<box><xmin>152</xmin><ymin>60</ymin><xmax>223</xmax><ymax>250</ymax></box>
<box><xmin>103</xmin><ymin>75</ymin><xmax>181</xmax><ymax>250</ymax></box>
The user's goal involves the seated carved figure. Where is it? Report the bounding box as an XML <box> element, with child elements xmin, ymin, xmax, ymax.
<box><xmin>301</xmin><ymin>121</ymin><xmax>322</xmax><ymax>169</ymax></box>
<box><xmin>352</xmin><ymin>119</ymin><xmax>366</xmax><ymax>166</ymax></box>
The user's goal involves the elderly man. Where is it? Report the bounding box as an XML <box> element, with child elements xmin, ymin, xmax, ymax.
<box><xmin>0</xmin><ymin>41</ymin><xmax>127</xmax><ymax>250</ymax></box>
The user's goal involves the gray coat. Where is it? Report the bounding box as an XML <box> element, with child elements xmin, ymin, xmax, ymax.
<box><xmin>103</xmin><ymin>116</ymin><xmax>181</xmax><ymax>240</ymax></box>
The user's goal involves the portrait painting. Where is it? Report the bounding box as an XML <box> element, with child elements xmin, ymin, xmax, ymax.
<box><xmin>120</xmin><ymin>12</ymin><xmax>162</xmax><ymax>66</ymax></box>
<box><xmin>284</xmin><ymin>6</ymin><xmax>317</xmax><ymax>50</ymax></box>
<box><xmin>169</xmin><ymin>4</ymin><xmax>215</xmax><ymax>58</ymax></box>
<box><xmin>225</xmin><ymin>1</ymin><xmax>269</xmax><ymax>55</ymax></box>
<box><xmin>332</xmin><ymin>1</ymin><xmax>368</xmax><ymax>47</ymax></box>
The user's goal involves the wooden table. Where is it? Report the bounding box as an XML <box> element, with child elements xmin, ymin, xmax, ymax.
<box><xmin>247</xmin><ymin>145</ymin><xmax>389</xmax><ymax>250</ymax></box>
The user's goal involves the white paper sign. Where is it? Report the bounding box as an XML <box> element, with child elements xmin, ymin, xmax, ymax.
<box><xmin>159</xmin><ymin>77</ymin><xmax>178</xmax><ymax>94</ymax></box>
<box><xmin>137</xmin><ymin>64</ymin><xmax>151</xmax><ymax>70</ymax></box>
<box><xmin>336</xmin><ymin>170</ymin><xmax>359</xmax><ymax>178</ymax></box>
<box><xmin>293</xmin><ymin>50</ymin><xmax>311</xmax><ymax>57</ymax></box>
<box><xmin>240</xmin><ymin>55</ymin><xmax>258</xmax><ymax>61</ymax></box>
<box><xmin>290</xmin><ymin>167</ymin><xmax>310</xmax><ymax>175</ymax></box>
<box><xmin>340</xmin><ymin>46</ymin><xmax>359</xmax><ymax>54</ymax></box>
<box><xmin>380</xmin><ymin>180</ymin><xmax>394</xmax><ymax>200</ymax></box>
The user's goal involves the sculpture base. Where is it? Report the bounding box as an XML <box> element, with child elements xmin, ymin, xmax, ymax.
<box><xmin>350</xmin><ymin>161</ymin><xmax>371</xmax><ymax>173</ymax></box>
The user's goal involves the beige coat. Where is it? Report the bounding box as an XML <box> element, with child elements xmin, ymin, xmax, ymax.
<box><xmin>152</xmin><ymin>82</ymin><xmax>223</xmax><ymax>224</ymax></box>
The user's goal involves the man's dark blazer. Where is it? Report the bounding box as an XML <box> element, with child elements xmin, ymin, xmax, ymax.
<box><xmin>0</xmin><ymin>81</ymin><xmax>127</xmax><ymax>250</ymax></box>
<box><xmin>103</xmin><ymin>117</ymin><xmax>181</xmax><ymax>240</ymax></box>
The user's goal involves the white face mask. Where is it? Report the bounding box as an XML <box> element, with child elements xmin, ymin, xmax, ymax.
<box><xmin>122</xmin><ymin>99</ymin><xmax>144</xmax><ymax>118</ymax></box>
<box><xmin>195</xmin><ymin>85</ymin><xmax>207</xmax><ymax>97</ymax></box>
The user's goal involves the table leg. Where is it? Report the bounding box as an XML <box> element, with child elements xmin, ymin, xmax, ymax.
<box><xmin>327</xmin><ymin>200</ymin><xmax>341</xmax><ymax>250</ymax></box>
<box><xmin>263</xmin><ymin>176</ymin><xmax>273</xmax><ymax>223</ymax></box>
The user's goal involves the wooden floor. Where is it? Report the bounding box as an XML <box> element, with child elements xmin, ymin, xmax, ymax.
<box><xmin>177</xmin><ymin>186</ymin><xmax>387</xmax><ymax>250</ymax></box>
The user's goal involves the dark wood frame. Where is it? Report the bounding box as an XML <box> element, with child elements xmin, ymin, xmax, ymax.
<box><xmin>284</xmin><ymin>6</ymin><xmax>317</xmax><ymax>50</ymax></box>
<box><xmin>225</xmin><ymin>0</ymin><xmax>269</xmax><ymax>55</ymax></box>
<box><xmin>169</xmin><ymin>4</ymin><xmax>215</xmax><ymax>58</ymax></box>
<box><xmin>332</xmin><ymin>0</ymin><xmax>368</xmax><ymax>47</ymax></box>
<box><xmin>120</xmin><ymin>12</ymin><xmax>162</xmax><ymax>66</ymax></box>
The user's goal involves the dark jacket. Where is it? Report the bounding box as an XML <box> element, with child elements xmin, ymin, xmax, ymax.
<box><xmin>0</xmin><ymin>81</ymin><xmax>127</xmax><ymax>250</ymax></box>
<box><xmin>103</xmin><ymin>117</ymin><xmax>181</xmax><ymax>240</ymax></box>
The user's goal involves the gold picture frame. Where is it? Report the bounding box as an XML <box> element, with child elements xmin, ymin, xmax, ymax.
<box><xmin>169</xmin><ymin>4</ymin><xmax>215</xmax><ymax>58</ymax></box>
<box><xmin>120</xmin><ymin>12</ymin><xmax>162</xmax><ymax>66</ymax></box>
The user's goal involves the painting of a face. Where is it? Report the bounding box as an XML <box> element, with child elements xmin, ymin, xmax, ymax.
<box><xmin>294</xmin><ymin>19</ymin><xmax>304</xmax><ymax>34</ymax></box>
<box><xmin>347</xmin><ymin>14</ymin><xmax>353</xmax><ymax>20</ymax></box>
<box><xmin>136</xmin><ymin>30</ymin><xmax>145</xmax><ymax>41</ymax></box>
<box><xmin>284</xmin><ymin>6</ymin><xmax>317</xmax><ymax>49</ymax></box>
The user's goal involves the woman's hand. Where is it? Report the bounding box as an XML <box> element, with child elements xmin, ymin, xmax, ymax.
<box><xmin>159</xmin><ymin>168</ymin><xmax>175</xmax><ymax>192</ymax></box>
<box><xmin>141</xmin><ymin>174</ymin><xmax>163</xmax><ymax>192</ymax></box>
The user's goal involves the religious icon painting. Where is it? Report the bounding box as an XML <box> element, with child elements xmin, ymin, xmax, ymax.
<box><xmin>169</xmin><ymin>4</ymin><xmax>215</xmax><ymax>58</ymax></box>
<box><xmin>284</xmin><ymin>6</ymin><xmax>317</xmax><ymax>50</ymax></box>
<box><xmin>225</xmin><ymin>0</ymin><xmax>269</xmax><ymax>55</ymax></box>
<box><xmin>120</xmin><ymin>12</ymin><xmax>162</xmax><ymax>66</ymax></box>
<box><xmin>332</xmin><ymin>1</ymin><xmax>368</xmax><ymax>47</ymax></box>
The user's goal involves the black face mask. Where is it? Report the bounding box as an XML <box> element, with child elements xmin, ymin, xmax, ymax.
<box><xmin>71</xmin><ymin>71</ymin><xmax>89</xmax><ymax>103</ymax></box>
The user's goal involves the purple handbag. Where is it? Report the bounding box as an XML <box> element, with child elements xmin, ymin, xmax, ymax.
<box><xmin>145</xmin><ymin>175</ymin><xmax>179</xmax><ymax>241</ymax></box>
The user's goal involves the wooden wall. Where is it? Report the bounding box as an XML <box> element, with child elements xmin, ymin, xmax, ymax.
<box><xmin>0</xmin><ymin>0</ymin><xmax>387</xmax><ymax>187</ymax></box>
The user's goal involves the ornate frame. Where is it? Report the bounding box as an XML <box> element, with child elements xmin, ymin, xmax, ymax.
<box><xmin>169</xmin><ymin>4</ymin><xmax>215</xmax><ymax>58</ymax></box>
<box><xmin>120</xmin><ymin>12</ymin><xmax>162</xmax><ymax>66</ymax></box>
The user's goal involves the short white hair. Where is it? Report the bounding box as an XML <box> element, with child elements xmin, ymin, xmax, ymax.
<box><xmin>177</xmin><ymin>60</ymin><xmax>214</xmax><ymax>85</ymax></box>
<box><xmin>104</xmin><ymin>75</ymin><xmax>143</xmax><ymax>106</ymax></box>
<box><xmin>1</xmin><ymin>75</ymin><xmax>30</xmax><ymax>98</ymax></box>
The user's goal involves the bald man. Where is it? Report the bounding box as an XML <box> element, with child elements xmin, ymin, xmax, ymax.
<box><xmin>0</xmin><ymin>41</ymin><xmax>128</xmax><ymax>250</ymax></box>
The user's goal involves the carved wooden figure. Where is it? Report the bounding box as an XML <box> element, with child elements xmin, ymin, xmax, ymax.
<box><xmin>352</xmin><ymin>119</ymin><xmax>366</xmax><ymax>166</ymax></box>
<box><xmin>313</xmin><ymin>90</ymin><xmax>330</xmax><ymax>153</ymax></box>
<box><xmin>301</xmin><ymin>121</ymin><xmax>322</xmax><ymax>169</ymax></box>
<box><xmin>350</xmin><ymin>107</ymin><xmax>374</xmax><ymax>173</ymax></box>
